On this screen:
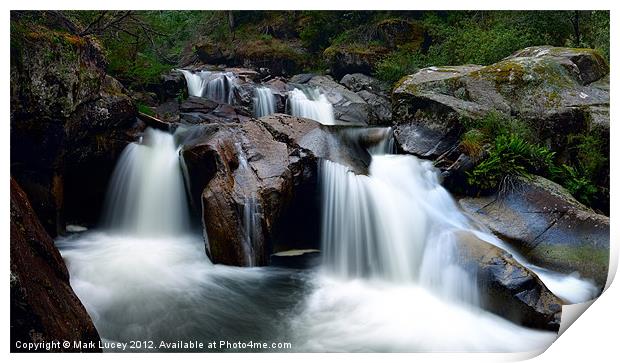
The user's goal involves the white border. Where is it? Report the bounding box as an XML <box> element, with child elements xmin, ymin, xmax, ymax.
<box><xmin>2</xmin><ymin>1</ymin><xmax>617</xmax><ymax>362</ymax></box>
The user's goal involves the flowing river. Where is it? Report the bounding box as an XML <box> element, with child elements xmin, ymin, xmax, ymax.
<box><xmin>55</xmin><ymin>84</ymin><xmax>597</xmax><ymax>352</ymax></box>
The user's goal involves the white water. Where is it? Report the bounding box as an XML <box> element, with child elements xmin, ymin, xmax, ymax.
<box><xmin>253</xmin><ymin>87</ymin><xmax>276</xmax><ymax>118</ymax></box>
<box><xmin>101</xmin><ymin>128</ymin><xmax>190</xmax><ymax>236</ymax></box>
<box><xmin>319</xmin><ymin>133</ymin><xmax>598</xmax><ymax>306</ymax></box>
<box><xmin>53</xmin><ymin>125</ymin><xmax>596</xmax><ymax>352</ymax></box>
<box><xmin>288</xmin><ymin>88</ymin><xmax>335</xmax><ymax>125</ymax></box>
<box><xmin>320</xmin><ymin>154</ymin><xmax>478</xmax><ymax>303</ymax></box>
<box><xmin>179</xmin><ymin>69</ymin><xmax>237</xmax><ymax>103</ymax></box>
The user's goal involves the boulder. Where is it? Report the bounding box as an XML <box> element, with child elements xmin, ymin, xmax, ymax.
<box><xmin>373</xmin><ymin>18</ymin><xmax>426</xmax><ymax>49</ymax></box>
<box><xmin>454</xmin><ymin>232</ymin><xmax>562</xmax><ymax>331</ymax></box>
<box><xmin>195</xmin><ymin>37</ymin><xmax>308</xmax><ymax>76</ymax></box>
<box><xmin>340</xmin><ymin>73</ymin><xmax>387</xmax><ymax>93</ymax></box>
<box><xmin>392</xmin><ymin>47</ymin><xmax>610</xmax><ymax>161</ymax></box>
<box><xmin>10</xmin><ymin>178</ymin><xmax>101</xmax><ymax>352</ymax></box>
<box><xmin>340</xmin><ymin>73</ymin><xmax>392</xmax><ymax>125</ymax></box>
<box><xmin>181</xmin><ymin>114</ymin><xmax>376</xmax><ymax>266</ymax></box>
<box><xmin>194</xmin><ymin>39</ymin><xmax>232</xmax><ymax>65</ymax></box>
<box><xmin>158</xmin><ymin>69</ymin><xmax>187</xmax><ymax>102</ymax></box>
<box><xmin>459</xmin><ymin>175</ymin><xmax>609</xmax><ymax>290</ymax></box>
<box><xmin>181</xmin><ymin>118</ymin><xmax>316</xmax><ymax>266</ymax></box>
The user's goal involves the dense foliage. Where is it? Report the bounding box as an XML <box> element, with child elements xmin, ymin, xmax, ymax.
<box><xmin>461</xmin><ymin>112</ymin><xmax>607</xmax><ymax>210</ymax></box>
<box><xmin>13</xmin><ymin>10</ymin><xmax>608</xmax><ymax>212</ymax></box>
<box><xmin>54</xmin><ymin>10</ymin><xmax>608</xmax><ymax>87</ymax></box>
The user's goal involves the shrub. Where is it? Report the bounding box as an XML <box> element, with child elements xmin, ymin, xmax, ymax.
<box><xmin>462</xmin><ymin>111</ymin><xmax>534</xmax><ymax>142</ymax></box>
<box><xmin>553</xmin><ymin>164</ymin><xmax>598</xmax><ymax>206</ymax></box>
<box><xmin>375</xmin><ymin>47</ymin><xmax>424</xmax><ymax>84</ymax></box>
<box><xmin>467</xmin><ymin>133</ymin><xmax>556</xmax><ymax>192</ymax></box>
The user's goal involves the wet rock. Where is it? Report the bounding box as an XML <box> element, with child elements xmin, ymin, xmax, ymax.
<box><xmin>182</xmin><ymin>119</ymin><xmax>315</xmax><ymax>266</ymax></box>
<box><xmin>459</xmin><ymin>175</ymin><xmax>609</xmax><ymax>290</ymax></box>
<box><xmin>63</xmin><ymin>76</ymin><xmax>143</xmax><ymax>226</ymax></box>
<box><xmin>10</xmin><ymin>178</ymin><xmax>101</xmax><ymax>352</ymax></box>
<box><xmin>454</xmin><ymin>232</ymin><xmax>563</xmax><ymax>331</ymax></box>
<box><xmin>181</xmin><ymin>114</ymin><xmax>375</xmax><ymax>266</ymax></box>
<box><xmin>154</xmin><ymin>100</ymin><xmax>181</xmax><ymax>123</ymax></box>
<box><xmin>270</xmin><ymin>249</ymin><xmax>321</xmax><ymax>269</ymax></box>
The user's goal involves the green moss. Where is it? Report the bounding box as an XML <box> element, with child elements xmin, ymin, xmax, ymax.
<box><xmin>470</xmin><ymin>59</ymin><xmax>526</xmax><ymax>85</ymax></box>
<box><xmin>528</xmin><ymin>243</ymin><xmax>608</xmax><ymax>276</ymax></box>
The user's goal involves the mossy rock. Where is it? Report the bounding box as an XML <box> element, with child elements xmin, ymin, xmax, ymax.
<box><xmin>375</xmin><ymin>18</ymin><xmax>426</xmax><ymax>48</ymax></box>
<box><xmin>323</xmin><ymin>43</ymin><xmax>390</xmax><ymax>79</ymax></box>
<box><xmin>392</xmin><ymin>46</ymin><xmax>609</xmax><ymax>162</ymax></box>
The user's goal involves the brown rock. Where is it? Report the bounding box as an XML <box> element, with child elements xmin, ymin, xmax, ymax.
<box><xmin>10</xmin><ymin>178</ymin><xmax>101</xmax><ymax>352</ymax></box>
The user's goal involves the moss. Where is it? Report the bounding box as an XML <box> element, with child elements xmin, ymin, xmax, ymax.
<box><xmin>470</xmin><ymin>59</ymin><xmax>526</xmax><ymax>85</ymax></box>
<box><xmin>528</xmin><ymin>243</ymin><xmax>608</xmax><ymax>278</ymax></box>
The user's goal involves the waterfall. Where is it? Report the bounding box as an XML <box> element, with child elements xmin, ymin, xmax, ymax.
<box><xmin>320</xmin><ymin>130</ymin><xmax>481</xmax><ymax>303</ymax></box>
<box><xmin>179</xmin><ymin>69</ymin><xmax>237</xmax><ymax>103</ymax></box>
<box><xmin>319</xmin><ymin>129</ymin><xmax>597</xmax><ymax>306</ymax></box>
<box><xmin>253</xmin><ymin>87</ymin><xmax>276</xmax><ymax>118</ymax></box>
<box><xmin>179</xmin><ymin>69</ymin><xmax>209</xmax><ymax>98</ymax></box>
<box><xmin>242</xmin><ymin>195</ymin><xmax>260</xmax><ymax>267</ymax></box>
<box><xmin>101</xmin><ymin>128</ymin><xmax>190</xmax><ymax>237</ymax></box>
<box><xmin>288</xmin><ymin>88</ymin><xmax>335</xmax><ymax>125</ymax></box>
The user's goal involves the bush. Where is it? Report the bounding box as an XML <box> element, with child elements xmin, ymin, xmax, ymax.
<box><xmin>463</xmin><ymin>113</ymin><xmax>605</xmax><ymax>210</ymax></box>
<box><xmin>375</xmin><ymin>47</ymin><xmax>424</xmax><ymax>84</ymax></box>
<box><xmin>462</xmin><ymin>111</ymin><xmax>534</xmax><ymax>142</ymax></box>
<box><xmin>467</xmin><ymin>133</ymin><xmax>556</xmax><ymax>192</ymax></box>
<box><xmin>553</xmin><ymin>164</ymin><xmax>598</xmax><ymax>206</ymax></box>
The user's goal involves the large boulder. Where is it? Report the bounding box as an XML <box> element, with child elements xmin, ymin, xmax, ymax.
<box><xmin>181</xmin><ymin>114</ymin><xmax>380</xmax><ymax>266</ymax></box>
<box><xmin>63</xmin><ymin>75</ymin><xmax>143</xmax><ymax>225</ymax></box>
<box><xmin>11</xmin><ymin>178</ymin><xmax>101</xmax><ymax>352</ymax></box>
<box><xmin>392</xmin><ymin>47</ymin><xmax>610</xmax><ymax>160</ymax></box>
<box><xmin>158</xmin><ymin>69</ymin><xmax>187</xmax><ymax>102</ymax></box>
<box><xmin>453</xmin><ymin>232</ymin><xmax>562</xmax><ymax>331</ymax></box>
<box><xmin>181</xmin><ymin>117</ymin><xmax>317</xmax><ymax>266</ymax></box>
<box><xmin>10</xmin><ymin>13</ymin><xmax>143</xmax><ymax>234</ymax></box>
<box><xmin>459</xmin><ymin>175</ymin><xmax>609</xmax><ymax>290</ymax></box>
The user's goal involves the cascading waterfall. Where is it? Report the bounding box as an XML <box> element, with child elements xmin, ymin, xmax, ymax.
<box><xmin>253</xmin><ymin>87</ymin><xmax>276</xmax><ymax>118</ymax></box>
<box><xmin>287</xmin><ymin>88</ymin><xmax>335</xmax><ymax>125</ymax></box>
<box><xmin>102</xmin><ymin>128</ymin><xmax>190</xmax><ymax>236</ymax></box>
<box><xmin>54</xmin><ymin>122</ymin><xmax>595</xmax><ymax>352</ymax></box>
<box><xmin>179</xmin><ymin>69</ymin><xmax>237</xmax><ymax>103</ymax></box>
<box><xmin>319</xmin><ymin>128</ymin><xmax>597</xmax><ymax>305</ymax></box>
<box><xmin>320</xmin><ymin>133</ymin><xmax>477</xmax><ymax>304</ymax></box>
<box><xmin>179</xmin><ymin>69</ymin><xmax>209</xmax><ymax>98</ymax></box>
